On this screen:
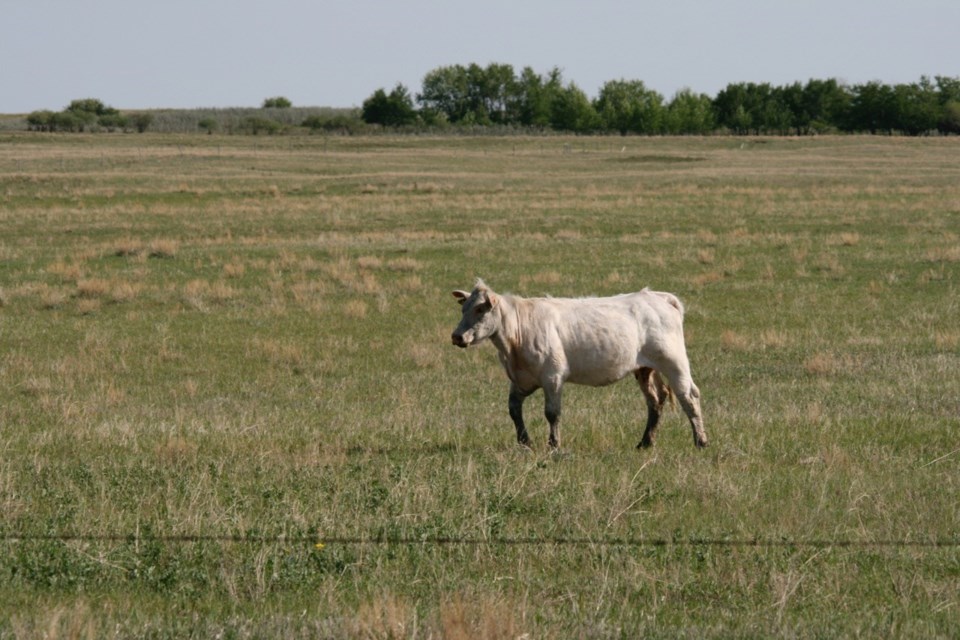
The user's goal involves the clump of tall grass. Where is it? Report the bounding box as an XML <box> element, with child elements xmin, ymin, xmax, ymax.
<box><xmin>148</xmin><ymin>238</ymin><xmax>179</xmax><ymax>259</ymax></box>
<box><xmin>113</xmin><ymin>237</ymin><xmax>146</xmax><ymax>258</ymax></box>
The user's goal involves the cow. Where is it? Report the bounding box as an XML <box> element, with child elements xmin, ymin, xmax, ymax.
<box><xmin>450</xmin><ymin>279</ymin><xmax>706</xmax><ymax>450</ymax></box>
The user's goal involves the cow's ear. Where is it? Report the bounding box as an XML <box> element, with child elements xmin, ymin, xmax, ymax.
<box><xmin>452</xmin><ymin>290</ymin><xmax>469</xmax><ymax>306</ymax></box>
<box><xmin>487</xmin><ymin>292</ymin><xmax>499</xmax><ymax>308</ymax></box>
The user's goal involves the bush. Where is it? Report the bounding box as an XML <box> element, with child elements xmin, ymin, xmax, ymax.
<box><xmin>98</xmin><ymin>113</ymin><xmax>128</xmax><ymax>131</ymax></box>
<box><xmin>362</xmin><ymin>85</ymin><xmax>418</xmax><ymax>127</ymax></box>
<box><xmin>129</xmin><ymin>113</ymin><xmax>154</xmax><ymax>133</ymax></box>
<box><xmin>241</xmin><ymin>116</ymin><xmax>283</xmax><ymax>135</ymax></box>
<box><xmin>198</xmin><ymin>117</ymin><xmax>219</xmax><ymax>134</ymax></box>
<box><xmin>262</xmin><ymin>96</ymin><xmax>292</xmax><ymax>109</ymax></box>
<box><xmin>26</xmin><ymin>111</ymin><xmax>55</xmax><ymax>132</ymax></box>
<box><xmin>67</xmin><ymin>98</ymin><xmax>114</xmax><ymax>116</ymax></box>
<box><xmin>302</xmin><ymin>114</ymin><xmax>365</xmax><ymax>135</ymax></box>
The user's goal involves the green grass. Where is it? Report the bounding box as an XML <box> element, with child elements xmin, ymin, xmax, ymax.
<box><xmin>1</xmin><ymin>133</ymin><xmax>959</xmax><ymax>637</ymax></box>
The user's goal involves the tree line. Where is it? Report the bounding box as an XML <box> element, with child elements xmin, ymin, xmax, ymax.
<box><xmin>22</xmin><ymin>98</ymin><xmax>362</xmax><ymax>135</ymax></box>
<box><xmin>26</xmin><ymin>99</ymin><xmax>155</xmax><ymax>133</ymax></box>
<box><xmin>21</xmin><ymin>68</ymin><xmax>960</xmax><ymax>136</ymax></box>
<box><xmin>363</xmin><ymin>64</ymin><xmax>960</xmax><ymax>136</ymax></box>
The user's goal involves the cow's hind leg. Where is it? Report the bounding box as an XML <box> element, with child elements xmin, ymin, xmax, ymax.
<box><xmin>543</xmin><ymin>381</ymin><xmax>563</xmax><ymax>449</ymax></box>
<box><xmin>635</xmin><ymin>367</ymin><xmax>671</xmax><ymax>448</ymax></box>
<box><xmin>508</xmin><ymin>384</ymin><xmax>534</xmax><ymax>447</ymax></box>
<box><xmin>658</xmin><ymin>359</ymin><xmax>708</xmax><ymax>448</ymax></box>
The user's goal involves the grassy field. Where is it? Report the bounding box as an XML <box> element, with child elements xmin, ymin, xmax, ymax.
<box><xmin>1</xmin><ymin>132</ymin><xmax>958</xmax><ymax>637</ymax></box>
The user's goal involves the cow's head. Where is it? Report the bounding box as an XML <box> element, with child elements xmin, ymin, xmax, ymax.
<box><xmin>451</xmin><ymin>279</ymin><xmax>500</xmax><ymax>348</ymax></box>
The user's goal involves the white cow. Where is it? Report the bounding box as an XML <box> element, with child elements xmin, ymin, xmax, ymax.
<box><xmin>450</xmin><ymin>279</ymin><xmax>706</xmax><ymax>449</ymax></box>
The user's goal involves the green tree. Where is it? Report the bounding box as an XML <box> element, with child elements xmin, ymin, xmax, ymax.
<box><xmin>713</xmin><ymin>83</ymin><xmax>753</xmax><ymax>134</ymax></box>
<box><xmin>890</xmin><ymin>78</ymin><xmax>940</xmax><ymax>135</ymax></box>
<box><xmin>939</xmin><ymin>101</ymin><xmax>960</xmax><ymax>134</ymax></box>
<box><xmin>714</xmin><ymin>82</ymin><xmax>792</xmax><ymax>134</ymax></box>
<box><xmin>474</xmin><ymin>63</ymin><xmax>519</xmax><ymax>124</ymax></box>
<box><xmin>418</xmin><ymin>65</ymin><xmax>471</xmax><ymax>123</ymax></box>
<box><xmin>515</xmin><ymin>66</ymin><xmax>559</xmax><ymax>127</ymax></box>
<box><xmin>362</xmin><ymin>84</ymin><xmax>418</xmax><ymax>127</ymax></box>
<box><xmin>549</xmin><ymin>81</ymin><xmax>599</xmax><ymax>132</ymax></box>
<box><xmin>763</xmin><ymin>85</ymin><xmax>794</xmax><ymax>134</ymax></box>
<box><xmin>935</xmin><ymin>76</ymin><xmax>960</xmax><ymax>134</ymax></box>
<box><xmin>595</xmin><ymin>79</ymin><xmax>665</xmax><ymax>135</ymax></box>
<box><xmin>795</xmin><ymin>78</ymin><xmax>851</xmax><ymax>134</ymax></box>
<box><xmin>664</xmin><ymin>89</ymin><xmax>715</xmax><ymax>134</ymax></box>
<box><xmin>67</xmin><ymin>98</ymin><xmax>115</xmax><ymax>116</ymax></box>
<box><xmin>262</xmin><ymin>96</ymin><xmax>292</xmax><ymax>108</ymax></box>
<box><xmin>418</xmin><ymin>63</ymin><xmax>528</xmax><ymax>126</ymax></box>
<box><xmin>846</xmin><ymin>81</ymin><xmax>896</xmax><ymax>133</ymax></box>
<box><xmin>62</xmin><ymin>98</ymin><xmax>120</xmax><ymax>132</ymax></box>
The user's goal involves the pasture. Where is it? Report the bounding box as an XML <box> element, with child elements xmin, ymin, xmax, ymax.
<box><xmin>1</xmin><ymin>133</ymin><xmax>958</xmax><ymax>637</ymax></box>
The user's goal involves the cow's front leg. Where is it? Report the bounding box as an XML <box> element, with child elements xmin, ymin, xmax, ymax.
<box><xmin>543</xmin><ymin>383</ymin><xmax>563</xmax><ymax>449</ymax></box>
<box><xmin>508</xmin><ymin>384</ymin><xmax>533</xmax><ymax>447</ymax></box>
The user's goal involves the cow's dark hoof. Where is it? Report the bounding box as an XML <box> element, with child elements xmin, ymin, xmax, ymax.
<box><xmin>638</xmin><ymin>436</ymin><xmax>655</xmax><ymax>449</ymax></box>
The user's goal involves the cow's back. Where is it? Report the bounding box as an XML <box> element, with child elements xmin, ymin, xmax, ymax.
<box><xmin>519</xmin><ymin>293</ymin><xmax>651</xmax><ymax>386</ymax></box>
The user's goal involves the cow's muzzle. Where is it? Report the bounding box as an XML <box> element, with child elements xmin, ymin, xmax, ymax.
<box><xmin>451</xmin><ymin>333</ymin><xmax>469</xmax><ymax>348</ymax></box>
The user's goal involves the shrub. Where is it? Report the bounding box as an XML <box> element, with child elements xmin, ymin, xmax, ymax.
<box><xmin>129</xmin><ymin>113</ymin><xmax>154</xmax><ymax>133</ymax></box>
<box><xmin>361</xmin><ymin>84</ymin><xmax>418</xmax><ymax>127</ymax></box>
<box><xmin>26</xmin><ymin>111</ymin><xmax>55</xmax><ymax>132</ymax></box>
<box><xmin>302</xmin><ymin>114</ymin><xmax>365</xmax><ymax>135</ymax></box>
<box><xmin>241</xmin><ymin>116</ymin><xmax>282</xmax><ymax>135</ymax></box>
<box><xmin>198</xmin><ymin>117</ymin><xmax>219</xmax><ymax>134</ymax></box>
<box><xmin>262</xmin><ymin>96</ymin><xmax>292</xmax><ymax>109</ymax></box>
<box><xmin>98</xmin><ymin>113</ymin><xmax>128</xmax><ymax>131</ymax></box>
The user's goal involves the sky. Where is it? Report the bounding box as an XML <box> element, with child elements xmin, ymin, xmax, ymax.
<box><xmin>2</xmin><ymin>0</ymin><xmax>958</xmax><ymax>113</ymax></box>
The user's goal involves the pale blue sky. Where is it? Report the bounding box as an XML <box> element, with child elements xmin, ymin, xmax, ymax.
<box><xmin>2</xmin><ymin>0</ymin><xmax>957</xmax><ymax>113</ymax></box>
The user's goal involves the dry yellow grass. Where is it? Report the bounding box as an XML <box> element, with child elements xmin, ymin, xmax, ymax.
<box><xmin>76</xmin><ymin>278</ymin><xmax>112</xmax><ymax>299</ymax></box>
<box><xmin>720</xmin><ymin>330</ymin><xmax>750</xmax><ymax>352</ymax></box>
<box><xmin>148</xmin><ymin>238</ymin><xmax>179</xmax><ymax>259</ymax></box>
<box><xmin>343</xmin><ymin>299</ymin><xmax>368</xmax><ymax>319</ymax></box>
<box><xmin>223</xmin><ymin>259</ymin><xmax>246</xmax><ymax>279</ymax></box>
<box><xmin>113</xmin><ymin>236</ymin><xmax>146</xmax><ymax>257</ymax></box>
<box><xmin>934</xmin><ymin>330</ymin><xmax>959</xmax><ymax>351</ymax></box>
<box><xmin>47</xmin><ymin>260</ymin><xmax>84</xmax><ymax>283</ymax></box>
<box><xmin>519</xmin><ymin>270</ymin><xmax>563</xmax><ymax>288</ymax></box>
<box><xmin>386</xmin><ymin>257</ymin><xmax>422</xmax><ymax>272</ymax></box>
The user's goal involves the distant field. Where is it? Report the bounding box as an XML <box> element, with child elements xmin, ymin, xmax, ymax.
<box><xmin>1</xmin><ymin>133</ymin><xmax>958</xmax><ymax>637</ymax></box>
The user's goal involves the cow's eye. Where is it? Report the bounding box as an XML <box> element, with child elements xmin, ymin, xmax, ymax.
<box><xmin>475</xmin><ymin>301</ymin><xmax>492</xmax><ymax>316</ymax></box>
